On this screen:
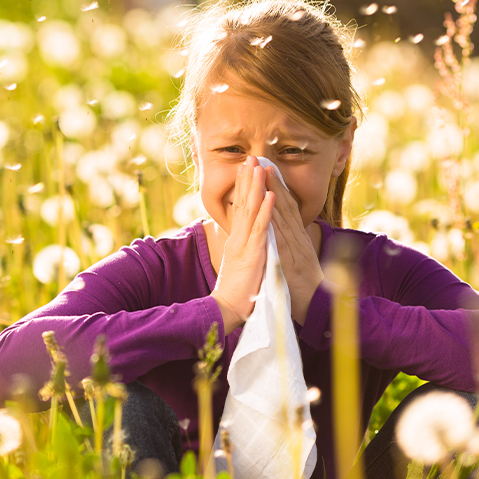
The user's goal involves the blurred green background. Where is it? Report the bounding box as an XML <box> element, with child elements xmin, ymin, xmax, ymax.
<box><xmin>1</xmin><ymin>0</ymin><xmax>478</xmax><ymax>442</ymax></box>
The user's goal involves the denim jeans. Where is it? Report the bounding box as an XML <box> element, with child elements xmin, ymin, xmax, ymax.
<box><xmin>79</xmin><ymin>381</ymin><xmax>477</xmax><ymax>479</ymax></box>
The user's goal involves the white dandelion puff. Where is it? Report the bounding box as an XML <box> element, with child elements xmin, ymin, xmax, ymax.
<box><xmin>0</xmin><ymin>59</ymin><xmax>7</xmax><ymax>69</ymax></box>
<box><xmin>101</xmin><ymin>90</ymin><xmax>136</xmax><ymax>120</ymax></box>
<box><xmin>267</xmin><ymin>136</ymin><xmax>278</xmax><ymax>145</ymax></box>
<box><xmin>173</xmin><ymin>69</ymin><xmax>185</xmax><ymax>79</ymax></box>
<box><xmin>0</xmin><ymin>53</ymin><xmax>28</xmax><ymax>83</ymax></box>
<box><xmin>384</xmin><ymin>170</ymin><xmax>417</xmax><ymax>205</ymax></box>
<box><xmin>87</xmin><ymin>99</ymin><xmax>98</xmax><ymax>106</ymax></box>
<box><xmin>214</xmin><ymin>450</ymin><xmax>226</xmax><ymax>458</ymax></box>
<box><xmin>0</xmin><ymin>122</ymin><xmax>9</xmax><ymax>150</ymax></box>
<box><xmin>81</xmin><ymin>1</ymin><xmax>99</xmax><ymax>12</ymax></box>
<box><xmin>210</xmin><ymin>84</ymin><xmax>229</xmax><ymax>94</ymax></box>
<box><xmin>59</xmin><ymin>106</ymin><xmax>96</xmax><ymax>139</ymax></box>
<box><xmin>179</xmin><ymin>418</ymin><xmax>190</xmax><ymax>430</ymax></box>
<box><xmin>88</xmin><ymin>224</ymin><xmax>115</xmax><ymax>257</ymax></box>
<box><xmin>131</xmin><ymin>155</ymin><xmax>147</xmax><ymax>166</ymax></box>
<box><xmin>33</xmin><ymin>245</ymin><xmax>81</xmax><ymax>284</ymax></box>
<box><xmin>0</xmin><ymin>409</ymin><xmax>22</xmax><ymax>456</ymax></box>
<box><xmin>91</xmin><ymin>24</ymin><xmax>127</xmax><ymax>59</ymax></box>
<box><xmin>37</xmin><ymin>21</ymin><xmax>81</xmax><ymax>68</ymax></box>
<box><xmin>5</xmin><ymin>83</ymin><xmax>17</xmax><ymax>91</ymax></box>
<box><xmin>372</xmin><ymin>78</ymin><xmax>386</xmax><ymax>86</ymax></box>
<box><xmin>320</xmin><ymin>99</ymin><xmax>341</xmax><ymax>110</ymax></box>
<box><xmin>360</xmin><ymin>3</ymin><xmax>378</xmax><ymax>15</ymax></box>
<box><xmin>40</xmin><ymin>195</ymin><xmax>75</xmax><ymax>226</ymax></box>
<box><xmin>396</xmin><ymin>392</ymin><xmax>474</xmax><ymax>465</ymax></box>
<box><xmin>173</xmin><ymin>193</ymin><xmax>208</xmax><ymax>226</ymax></box>
<box><xmin>37</xmin><ymin>16</ymin><xmax>47</xmax><ymax>22</ymax></box>
<box><xmin>250</xmin><ymin>35</ymin><xmax>272</xmax><ymax>48</ymax></box>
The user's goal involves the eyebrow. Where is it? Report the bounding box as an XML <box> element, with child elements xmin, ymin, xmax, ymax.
<box><xmin>210</xmin><ymin>128</ymin><xmax>323</xmax><ymax>145</ymax></box>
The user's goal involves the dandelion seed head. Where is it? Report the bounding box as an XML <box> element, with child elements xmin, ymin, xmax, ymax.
<box><xmin>396</xmin><ymin>392</ymin><xmax>474</xmax><ymax>465</ymax></box>
<box><xmin>91</xmin><ymin>24</ymin><xmax>127</xmax><ymax>59</ymax></box>
<box><xmin>360</xmin><ymin>3</ymin><xmax>378</xmax><ymax>15</ymax></box>
<box><xmin>210</xmin><ymin>84</ymin><xmax>229</xmax><ymax>94</ymax></box>
<box><xmin>382</xmin><ymin>5</ymin><xmax>397</xmax><ymax>14</ymax></box>
<box><xmin>59</xmin><ymin>106</ymin><xmax>97</xmax><ymax>139</ymax></box>
<box><xmin>38</xmin><ymin>21</ymin><xmax>81</xmax><ymax>68</ymax></box>
<box><xmin>410</xmin><ymin>33</ymin><xmax>424</xmax><ymax>44</ymax></box>
<box><xmin>101</xmin><ymin>90</ymin><xmax>137</xmax><ymax>120</ymax></box>
<box><xmin>173</xmin><ymin>193</ymin><xmax>208</xmax><ymax>226</ymax></box>
<box><xmin>5</xmin><ymin>83</ymin><xmax>17</xmax><ymax>91</ymax></box>
<box><xmin>138</xmin><ymin>102</ymin><xmax>153</xmax><ymax>112</ymax></box>
<box><xmin>40</xmin><ymin>195</ymin><xmax>75</xmax><ymax>226</ymax></box>
<box><xmin>81</xmin><ymin>1</ymin><xmax>99</xmax><ymax>12</ymax></box>
<box><xmin>87</xmin><ymin>224</ymin><xmax>115</xmax><ymax>257</ymax></box>
<box><xmin>4</xmin><ymin>163</ymin><xmax>21</xmax><ymax>171</ymax></box>
<box><xmin>33</xmin><ymin>245</ymin><xmax>81</xmax><ymax>284</ymax></box>
<box><xmin>0</xmin><ymin>410</ymin><xmax>22</xmax><ymax>456</ymax></box>
<box><xmin>6</xmin><ymin>236</ymin><xmax>24</xmax><ymax>245</ymax></box>
<box><xmin>360</xmin><ymin>210</ymin><xmax>414</xmax><ymax>245</ymax></box>
<box><xmin>320</xmin><ymin>99</ymin><xmax>341</xmax><ymax>110</ymax></box>
<box><xmin>0</xmin><ymin>20</ymin><xmax>34</xmax><ymax>53</ymax></box>
<box><xmin>384</xmin><ymin>170</ymin><xmax>417</xmax><ymax>205</ymax></box>
<box><xmin>288</xmin><ymin>9</ymin><xmax>306</xmax><ymax>21</ymax></box>
<box><xmin>33</xmin><ymin>115</ymin><xmax>45</xmax><ymax>125</ymax></box>
<box><xmin>250</xmin><ymin>35</ymin><xmax>272</xmax><ymax>48</ymax></box>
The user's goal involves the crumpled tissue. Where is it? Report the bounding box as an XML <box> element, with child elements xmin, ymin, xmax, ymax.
<box><xmin>212</xmin><ymin>157</ymin><xmax>317</xmax><ymax>479</ymax></box>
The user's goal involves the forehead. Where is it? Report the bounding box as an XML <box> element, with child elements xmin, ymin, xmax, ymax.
<box><xmin>197</xmin><ymin>73</ymin><xmax>329</xmax><ymax>138</ymax></box>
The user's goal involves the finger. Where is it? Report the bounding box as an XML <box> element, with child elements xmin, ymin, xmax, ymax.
<box><xmin>266</xmin><ymin>168</ymin><xmax>306</xmax><ymax>233</ymax></box>
<box><xmin>248</xmin><ymin>190</ymin><xmax>275</xmax><ymax>248</ymax></box>
<box><xmin>233</xmin><ymin>155</ymin><xmax>260</xmax><ymax>214</ymax></box>
<box><xmin>231</xmin><ymin>165</ymin><xmax>268</xmax><ymax>242</ymax></box>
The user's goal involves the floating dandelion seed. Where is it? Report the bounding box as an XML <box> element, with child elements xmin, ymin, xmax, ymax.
<box><xmin>173</xmin><ymin>69</ymin><xmax>185</xmax><ymax>79</ymax></box>
<box><xmin>0</xmin><ymin>410</ymin><xmax>22</xmax><ymax>456</ymax></box>
<box><xmin>4</xmin><ymin>163</ymin><xmax>21</xmax><ymax>171</ymax></box>
<box><xmin>395</xmin><ymin>37</ymin><xmax>401</xmax><ymax>43</ymax></box>
<box><xmin>410</xmin><ymin>33</ymin><xmax>424</xmax><ymax>44</ymax></box>
<box><xmin>81</xmin><ymin>1</ymin><xmax>99</xmax><ymax>12</ymax></box>
<box><xmin>128</xmin><ymin>134</ymin><xmax>137</xmax><ymax>142</ymax></box>
<box><xmin>353</xmin><ymin>38</ymin><xmax>366</xmax><ymax>48</ymax></box>
<box><xmin>37</xmin><ymin>16</ymin><xmax>47</xmax><ymax>22</ymax></box>
<box><xmin>176</xmin><ymin>19</ymin><xmax>188</xmax><ymax>28</ymax></box>
<box><xmin>6</xmin><ymin>236</ymin><xmax>24</xmax><ymax>245</ymax></box>
<box><xmin>382</xmin><ymin>5</ymin><xmax>397</xmax><ymax>14</ymax></box>
<box><xmin>250</xmin><ymin>35</ymin><xmax>272</xmax><ymax>48</ymax></box>
<box><xmin>360</xmin><ymin>3</ymin><xmax>378</xmax><ymax>15</ymax></box>
<box><xmin>5</xmin><ymin>83</ymin><xmax>17</xmax><ymax>91</ymax></box>
<box><xmin>87</xmin><ymin>99</ymin><xmax>98</xmax><ymax>106</ymax></box>
<box><xmin>138</xmin><ymin>102</ymin><xmax>153</xmax><ymax>111</ymax></box>
<box><xmin>435</xmin><ymin>35</ymin><xmax>449</xmax><ymax>46</ymax></box>
<box><xmin>372</xmin><ymin>78</ymin><xmax>386</xmax><ymax>86</ymax></box>
<box><xmin>210</xmin><ymin>84</ymin><xmax>229</xmax><ymax>94</ymax></box>
<box><xmin>28</xmin><ymin>182</ymin><xmax>44</xmax><ymax>194</ymax></box>
<box><xmin>33</xmin><ymin>115</ymin><xmax>44</xmax><ymax>125</ymax></box>
<box><xmin>131</xmin><ymin>155</ymin><xmax>147</xmax><ymax>166</ymax></box>
<box><xmin>267</xmin><ymin>136</ymin><xmax>278</xmax><ymax>145</ymax></box>
<box><xmin>214</xmin><ymin>449</ymin><xmax>226</xmax><ymax>458</ymax></box>
<box><xmin>179</xmin><ymin>418</ymin><xmax>190</xmax><ymax>430</ymax></box>
<box><xmin>321</xmin><ymin>99</ymin><xmax>341</xmax><ymax>110</ymax></box>
<box><xmin>306</xmin><ymin>387</ymin><xmax>321</xmax><ymax>404</ymax></box>
<box><xmin>0</xmin><ymin>59</ymin><xmax>8</xmax><ymax>69</ymax></box>
<box><xmin>288</xmin><ymin>9</ymin><xmax>306</xmax><ymax>21</ymax></box>
<box><xmin>179</xmin><ymin>49</ymin><xmax>188</xmax><ymax>57</ymax></box>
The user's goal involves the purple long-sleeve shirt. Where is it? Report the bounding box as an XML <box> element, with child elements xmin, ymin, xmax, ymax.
<box><xmin>1</xmin><ymin>218</ymin><xmax>477</xmax><ymax>478</ymax></box>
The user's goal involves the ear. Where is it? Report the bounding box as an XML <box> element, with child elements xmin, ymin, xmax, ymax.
<box><xmin>331</xmin><ymin>115</ymin><xmax>357</xmax><ymax>178</ymax></box>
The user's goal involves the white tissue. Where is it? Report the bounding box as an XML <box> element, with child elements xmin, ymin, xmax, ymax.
<box><xmin>212</xmin><ymin>157</ymin><xmax>317</xmax><ymax>479</ymax></box>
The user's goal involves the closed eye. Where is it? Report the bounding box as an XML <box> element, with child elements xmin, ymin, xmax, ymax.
<box><xmin>216</xmin><ymin>146</ymin><xmax>244</xmax><ymax>154</ymax></box>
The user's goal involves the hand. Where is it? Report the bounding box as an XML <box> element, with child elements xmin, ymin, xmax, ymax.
<box><xmin>211</xmin><ymin>156</ymin><xmax>275</xmax><ymax>335</ymax></box>
<box><xmin>265</xmin><ymin>166</ymin><xmax>324</xmax><ymax>325</ymax></box>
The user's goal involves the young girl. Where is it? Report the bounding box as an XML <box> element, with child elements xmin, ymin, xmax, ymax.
<box><xmin>0</xmin><ymin>1</ymin><xmax>478</xmax><ymax>478</ymax></box>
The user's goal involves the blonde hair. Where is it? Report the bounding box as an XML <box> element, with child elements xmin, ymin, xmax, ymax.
<box><xmin>169</xmin><ymin>0</ymin><xmax>362</xmax><ymax>227</ymax></box>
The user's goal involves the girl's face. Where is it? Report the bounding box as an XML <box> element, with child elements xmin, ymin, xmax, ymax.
<box><xmin>192</xmin><ymin>77</ymin><xmax>356</xmax><ymax>235</ymax></box>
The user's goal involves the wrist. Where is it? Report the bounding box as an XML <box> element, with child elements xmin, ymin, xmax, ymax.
<box><xmin>210</xmin><ymin>291</ymin><xmax>246</xmax><ymax>335</ymax></box>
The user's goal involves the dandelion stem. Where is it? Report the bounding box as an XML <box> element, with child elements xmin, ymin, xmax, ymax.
<box><xmin>196</xmin><ymin>377</ymin><xmax>214</xmax><ymax>479</ymax></box>
<box><xmin>49</xmin><ymin>394</ymin><xmax>58</xmax><ymax>446</ymax></box>
<box><xmin>95</xmin><ymin>388</ymin><xmax>105</xmax><ymax>456</ymax></box>
<box><xmin>113</xmin><ymin>397</ymin><xmax>123</xmax><ymax>457</ymax></box>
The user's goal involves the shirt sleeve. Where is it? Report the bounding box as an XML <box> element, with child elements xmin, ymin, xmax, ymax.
<box><xmin>0</xmin><ymin>237</ymin><xmax>225</xmax><ymax>402</ymax></box>
<box><xmin>299</xmin><ymin>234</ymin><xmax>479</xmax><ymax>393</ymax></box>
